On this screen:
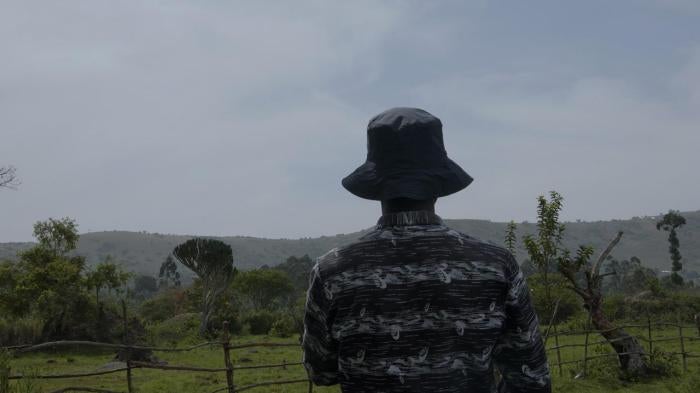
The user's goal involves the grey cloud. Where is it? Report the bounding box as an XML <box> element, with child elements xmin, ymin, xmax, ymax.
<box><xmin>1</xmin><ymin>1</ymin><xmax>699</xmax><ymax>241</ymax></box>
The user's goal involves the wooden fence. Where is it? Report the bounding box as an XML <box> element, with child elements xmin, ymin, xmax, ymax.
<box><xmin>6</xmin><ymin>315</ymin><xmax>700</xmax><ymax>392</ymax></box>
<box><xmin>5</xmin><ymin>322</ymin><xmax>312</xmax><ymax>393</ymax></box>
<box><xmin>544</xmin><ymin>317</ymin><xmax>700</xmax><ymax>377</ymax></box>
<box><xmin>4</xmin><ymin>301</ymin><xmax>313</xmax><ymax>393</ymax></box>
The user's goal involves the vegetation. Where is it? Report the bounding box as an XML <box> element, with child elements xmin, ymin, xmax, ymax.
<box><xmin>4</xmin><ymin>330</ymin><xmax>700</xmax><ymax>393</ymax></box>
<box><xmin>2</xmin><ymin>211</ymin><xmax>699</xmax><ymax>278</ymax></box>
<box><xmin>656</xmin><ymin>210</ymin><xmax>687</xmax><ymax>286</ymax></box>
<box><xmin>0</xmin><ymin>165</ymin><xmax>18</xmax><ymax>189</ymax></box>
<box><xmin>172</xmin><ymin>238</ymin><xmax>236</xmax><ymax>336</ymax></box>
<box><xmin>505</xmin><ymin>220</ymin><xmax>517</xmax><ymax>255</ymax></box>
<box><xmin>522</xmin><ymin>191</ymin><xmax>566</xmax><ymax>320</ymax></box>
<box><xmin>158</xmin><ymin>255</ymin><xmax>181</xmax><ymax>288</ymax></box>
<box><xmin>2</xmin><ymin>202</ymin><xmax>700</xmax><ymax>392</ymax></box>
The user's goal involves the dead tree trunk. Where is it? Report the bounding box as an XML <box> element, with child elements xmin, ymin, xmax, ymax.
<box><xmin>587</xmin><ymin>292</ymin><xmax>647</xmax><ymax>373</ymax></box>
<box><xmin>559</xmin><ymin>231</ymin><xmax>648</xmax><ymax>376</ymax></box>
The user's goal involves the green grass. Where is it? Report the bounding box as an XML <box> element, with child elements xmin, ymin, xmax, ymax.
<box><xmin>6</xmin><ymin>328</ymin><xmax>700</xmax><ymax>393</ymax></box>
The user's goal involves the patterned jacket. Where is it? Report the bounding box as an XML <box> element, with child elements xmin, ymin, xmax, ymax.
<box><xmin>302</xmin><ymin>211</ymin><xmax>551</xmax><ymax>392</ymax></box>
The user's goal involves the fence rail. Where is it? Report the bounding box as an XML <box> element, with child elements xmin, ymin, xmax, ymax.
<box><xmin>5</xmin><ymin>334</ymin><xmax>311</xmax><ymax>393</ymax></box>
<box><xmin>544</xmin><ymin>317</ymin><xmax>700</xmax><ymax>377</ymax></box>
<box><xmin>3</xmin><ymin>301</ymin><xmax>313</xmax><ymax>393</ymax></box>
<box><xmin>5</xmin><ymin>314</ymin><xmax>700</xmax><ymax>392</ymax></box>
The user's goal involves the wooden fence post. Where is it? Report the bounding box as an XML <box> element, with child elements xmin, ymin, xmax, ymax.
<box><xmin>222</xmin><ymin>321</ymin><xmax>234</xmax><ymax>393</ymax></box>
<box><xmin>677</xmin><ymin>315</ymin><xmax>687</xmax><ymax>372</ymax></box>
<box><xmin>552</xmin><ymin>323</ymin><xmax>562</xmax><ymax>377</ymax></box>
<box><xmin>582</xmin><ymin>316</ymin><xmax>592</xmax><ymax>378</ymax></box>
<box><xmin>122</xmin><ymin>300</ymin><xmax>133</xmax><ymax>393</ymax></box>
<box><xmin>647</xmin><ymin>314</ymin><xmax>654</xmax><ymax>365</ymax></box>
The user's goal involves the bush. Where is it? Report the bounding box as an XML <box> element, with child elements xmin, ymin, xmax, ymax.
<box><xmin>527</xmin><ymin>273</ymin><xmax>583</xmax><ymax>324</ymax></box>
<box><xmin>146</xmin><ymin>313</ymin><xmax>200</xmax><ymax>345</ymax></box>
<box><xmin>0</xmin><ymin>349</ymin><xmax>10</xmax><ymax>393</ymax></box>
<box><xmin>270</xmin><ymin>315</ymin><xmax>297</xmax><ymax>338</ymax></box>
<box><xmin>603</xmin><ymin>293</ymin><xmax>700</xmax><ymax>323</ymax></box>
<box><xmin>139</xmin><ymin>289</ymin><xmax>187</xmax><ymax>323</ymax></box>
<box><xmin>243</xmin><ymin>311</ymin><xmax>277</xmax><ymax>335</ymax></box>
<box><xmin>0</xmin><ymin>316</ymin><xmax>43</xmax><ymax>346</ymax></box>
<box><xmin>581</xmin><ymin>343</ymin><xmax>621</xmax><ymax>381</ymax></box>
<box><xmin>645</xmin><ymin>348</ymin><xmax>680</xmax><ymax>378</ymax></box>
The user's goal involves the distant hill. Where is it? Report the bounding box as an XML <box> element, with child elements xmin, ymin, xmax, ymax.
<box><xmin>1</xmin><ymin>211</ymin><xmax>699</xmax><ymax>277</ymax></box>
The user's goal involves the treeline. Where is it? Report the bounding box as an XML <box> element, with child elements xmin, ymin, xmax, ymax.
<box><xmin>0</xmin><ymin>217</ymin><xmax>316</xmax><ymax>346</ymax></box>
<box><xmin>2</xmin><ymin>192</ymin><xmax>699</xmax><ymax>377</ymax></box>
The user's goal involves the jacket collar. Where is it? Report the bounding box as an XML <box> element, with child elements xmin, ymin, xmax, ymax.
<box><xmin>376</xmin><ymin>210</ymin><xmax>444</xmax><ymax>227</ymax></box>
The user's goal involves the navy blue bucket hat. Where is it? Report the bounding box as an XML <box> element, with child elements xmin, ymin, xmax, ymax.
<box><xmin>342</xmin><ymin>107</ymin><xmax>473</xmax><ymax>201</ymax></box>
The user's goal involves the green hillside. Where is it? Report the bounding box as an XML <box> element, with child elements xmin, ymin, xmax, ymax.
<box><xmin>1</xmin><ymin>210</ymin><xmax>699</xmax><ymax>277</ymax></box>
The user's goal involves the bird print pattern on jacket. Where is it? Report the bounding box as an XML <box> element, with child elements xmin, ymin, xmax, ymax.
<box><xmin>302</xmin><ymin>211</ymin><xmax>551</xmax><ymax>392</ymax></box>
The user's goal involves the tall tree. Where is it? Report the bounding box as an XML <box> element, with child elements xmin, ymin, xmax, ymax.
<box><xmin>274</xmin><ymin>254</ymin><xmax>315</xmax><ymax>291</ymax></box>
<box><xmin>522</xmin><ymin>191</ymin><xmax>565</xmax><ymax>317</ymax></box>
<box><xmin>656</xmin><ymin>210</ymin><xmax>686</xmax><ymax>285</ymax></box>
<box><xmin>86</xmin><ymin>256</ymin><xmax>131</xmax><ymax>304</ymax></box>
<box><xmin>16</xmin><ymin>218</ymin><xmax>89</xmax><ymax>338</ymax></box>
<box><xmin>158</xmin><ymin>255</ymin><xmax>181</xmax><ymax>288</ymax></box>
<box><xmin>32</xmin><ymin>217</ymin><xmax>79</xmax><ymax>257</ymax></box>
<box><xmin>172</xmin><ymin>238</ymin><xmax>235</xmax><ymax>335</ymax></box>
<box><xmin>504</xmin><ymin>220</ymin><xmax>518</xmax><ymax>255</ymax></box>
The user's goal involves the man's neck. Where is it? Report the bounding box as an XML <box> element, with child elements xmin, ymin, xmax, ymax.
<box><xmin>381</xmin><ymin>198</ymin><xmax>436</xmax><ymax>215</ymax></box>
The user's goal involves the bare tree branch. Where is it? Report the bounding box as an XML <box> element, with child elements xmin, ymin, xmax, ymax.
<box><xmin>591</xmin><ymin>231</ymin><xmax>623</xmax><ymax>280</ymax></box>
<box><xmin>0</xmin><ymin>165</ymin><xmax>19</xmax><ymax>189</ymax></box>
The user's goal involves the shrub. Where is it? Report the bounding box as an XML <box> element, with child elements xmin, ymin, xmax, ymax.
<box><xmin>0</xmin><ymin>349</ymin><xmax>10</xmax><ymax>393</ymax></box>
<box><xmin>0</xmin><ymin>316</ymin><xmax>43</xmax><ymax>346</ymax></box>
<box><xmin>582</xmin><ymin>343</ymin><xmax>620</xmax><ymax>381</ymax></box>
<box><xmin>139</xmin><ymin>289</ymin><xmax>187</xmax><ymax>323</ymax></box>
<box><xmin>606</xmin><ymin>293</ymin><xmax>700</xmax><ymax>323</ymax></box>
<box><xmin>270</xmin><ymin>315</ymin><xmax>297</xmax><ymax>338</ymax></box>
<box><xmin>527</xmin><ymin>273</ymin><xmax>583</xmax><ymax>324</ymax></box>
<box><xmin>645</xmin><ymin>348</ymin><xmax>680</xmax><ymax>378</ymax></box>
<box><xmin>243</xmin><ymin>311</ymin><xmax>277</xmax><ymax>335</ymax></box>
<box><xmin>146</xmin><ymin>313</ymin><xmax>200</xmax><ymax>345</ymax></box>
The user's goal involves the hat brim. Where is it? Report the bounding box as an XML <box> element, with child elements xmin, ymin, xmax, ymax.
<box><xmin>341</xmin><ymin>159</ymin><xmax>473</xmax><ymax>201</ymax></box>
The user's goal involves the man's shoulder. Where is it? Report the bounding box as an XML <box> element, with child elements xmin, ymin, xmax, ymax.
<box><xmin>315</xmin><ymin>226</ymin><xmax>515</xmax><ymax>268</ymax></box>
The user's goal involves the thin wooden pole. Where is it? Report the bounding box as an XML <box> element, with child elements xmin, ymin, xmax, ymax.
<box><xmin>222</xmin><ymin>321</ymin><xmax>234</xmax><ymax>393</ymax></box>
<box><xmin>677</xmin><ymin>314</ymin><xmax>687</xmax><ymax>372</ymax></box>
<box><xmin>647</xmin><ymin>314</ymin><xmax>654</xmax><ymax>365</ymax></box>
<box><xmin>121</xmin><ymin>300</ymin><xmax>133</xmax><ymax>393</ymax></box>
<box><xmin>553</xmin><ymin>323</ymin><xmax>563</xmax><ymax>377</ymax></box>
<box><xmin>582</xmin><ymin>315</ymin><xmax>592</xmax><ymax>378</ymax></box>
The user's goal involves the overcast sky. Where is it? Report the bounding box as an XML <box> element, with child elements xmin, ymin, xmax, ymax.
<box><xmin>2</xmin><ymin>1</ymin><xmax>699</xmax><ymax>242</ymax></box>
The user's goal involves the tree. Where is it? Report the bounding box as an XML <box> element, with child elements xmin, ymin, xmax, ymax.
<box><xmin>656</xmin><ymin>210</ymin><xmax>686</xmax><ymax>285</ymax></box>
<box><xmin>232</xmin><ymin>269</ymin><xmax>296</xmax><ymax>311</ymax></box>
<box><xmin>134</xmin><ymin>274</ymin><xmax>158</xmax><ymax>297</ymax></box>
<box><xmin>172</xmin><ymin>238</ymin><xmax>235</xmax><ymax>335</ymax></box>
<box><xmin>504</xmin><ymin>220</ymin><xmax>518</xmax><ymax>255</ymax></box>
<box><xmin>558</xmin><ymin>232</ymin><xmax>648</xmax><ymax>376</ymax></box>
<box><xmin>32</xmin><ymin>217</ymin><xmax>79</xmax><ymax>257</ymax></box>
<box><xmin>274</xmin><ymin>254</ymin><xmax>315</xmax><ymax>292</ymax></box>
<box><xmin>0</xmin><ymin>166</ymin><xmax>18</xmax><ymax>189</ymax></box>
<box><xmin>522</xmin><ymin>191</ymin><xmax>565</xmax><ymax>318</ymax></box>
<box><xmin>86</xmin><ymin>256</ymin><xmax>131</xmax><ymax>304</ymax></box>
<box><xmin>158</xmin><ymin>255</ymin><xmax>181</xmax><ymax>288</ymax></box>
<box><xmin>15</xmin><ymin>218</ymin><xmax>90</xmax><ymax>338</ymax></box>
<box><xmin>603</xmin><ymin>256</ymin><xmax>658</xmax><ymax>295</ymax></box>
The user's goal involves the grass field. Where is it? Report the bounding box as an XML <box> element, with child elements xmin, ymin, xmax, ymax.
<box><xmin>6</xmin><ymin>327</ymin><xmax>700</xmax><ymax>393</ymax></box>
